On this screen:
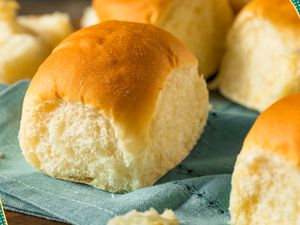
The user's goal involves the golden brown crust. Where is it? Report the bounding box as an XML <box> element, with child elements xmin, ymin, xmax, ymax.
<box><xmin>244</xmin><ymin>93</ymin><xmax>300</xmax><ymax>168</ymax></box>
<box><xmin>92</xmin><ymin>0</ymin><xmax>172</xmax><ymax>24</ymax></box>
<box><xmin>242</xmin><ymin>0</ymin><xmax>300</xmax><ymax>31</ymax></box>
<box><xmin>24</xmin><ymin>20</ymin><xmax>196</xmax><ymax>144</ymax></box>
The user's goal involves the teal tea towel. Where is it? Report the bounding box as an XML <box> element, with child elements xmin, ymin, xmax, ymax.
<box><xmin>0</xmin><ymin>199</ymin><xmax>8</xmax><ymax>225</ymax></box>
<box><xmin>290</xmin><ymin>0</ymin><xmax>300</xmax><ymax>16</ymax></box>
<box><xmin>0</xmin><ymin>81</ymin><xmax>258</xmax><ymax>225</ymax></box>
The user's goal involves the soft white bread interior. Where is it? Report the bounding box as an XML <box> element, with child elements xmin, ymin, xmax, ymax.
<box><xmin>218</xmin><ymin>0</ymin><xmax>300</xmax><ymax>112</ymax></box>
<box><xmin>230</xmin><ymin>93</ymin><xmax>300</xmax><ymax>225</ymax></box>
<box><xmin>19</xmin><ymin>21</ymin><xmax>210</xmax><ymax>192</ymax></box>
<box><xmin>229</xmin><ymin>0</ymin><xmax>250</xmax><ymax>13</ymax></box>
<box><xmin>107</xmin><ymin>208</ymin><xmax>179</xmax><ymax>225</ymax></box>
<box><xmin>0</xmin><ymin>0</ymin><xmax>73</xmax><ymax>84</ymax></box>
<box><xmin>81</xmin><ymin>0</ymin><xmax>234</xmax><ymax>79</ymax></box>
<box><xmin>81</xmin><ymin>6</ymin><xmax>100</xmax><ymax>27</ymax></box>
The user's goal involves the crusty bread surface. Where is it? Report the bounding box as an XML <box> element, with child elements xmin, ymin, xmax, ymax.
<box><xmin>82</xmin><ymin>0</ymin><xmax>234</xmax><ymax>78</ymax></box>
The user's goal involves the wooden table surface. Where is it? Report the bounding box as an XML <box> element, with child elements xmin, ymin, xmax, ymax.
<box><xmin>6</xmin><ymin>210</ymin><xmax>66</xmax><ymax>225</ymax></box>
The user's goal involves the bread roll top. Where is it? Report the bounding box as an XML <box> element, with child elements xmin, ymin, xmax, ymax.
<box><xmin>244</xmin><ymin>93</ymin><xmax>300</xmax><ymax>168</ymax></box>
<box><xmin>92</xmin><ymin>0</ymin><xmax>171</xmax><ymax>23</ymax></box>
<box><xmin>242</xmin><ymin>0</ymin><xmax>300</xmax><ymax>31</ymax></box>
<box><xmin>23</xmin><ymin>20</ymin><xmax>197</xmax><ymax>148</ymax></box>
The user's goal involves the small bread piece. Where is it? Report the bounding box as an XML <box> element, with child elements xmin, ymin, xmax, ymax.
<box><xmin>81</xmin><ymin>0</ymin><xmax>234</xmax><ymax>78</ymax></box>
<box><xmin>107</xmin><ymin>208</ymin><xmax>179</xmax><ymax>225</ymax></box>
<box><xmin>230</xmin><ymin>93</ymin><xmax>300</xmax><ymax>225</ymax></box>
<box><xmin>218</xmin><ymin>0</ymin><xmax>300</xmax><ymax>111</ymax></box>
<box><xmin>0</xmin><ymin>0</ymin><xmax>73</xmax><ymax>84</ymax></box>
<box><xmin>19</xmin><ymin>21</ymin><xmax>209</xmax><ymax>192</ymax></box>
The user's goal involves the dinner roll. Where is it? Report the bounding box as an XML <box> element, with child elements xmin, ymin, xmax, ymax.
<box><xmin>230</xmin><ymin>94</ymin><xmax>300</xmax><ymax>225</ymax></box>
<box><xmin>217</xmin><ymin>0</ymin><xmax>300</xmax><ymax>111</ymax></box>
<box><xmin>81</xmin><ymin>0</ymin><xmax>234</xmax><ymax>79</ymax></box>
<box><xmin>19</xmin><ymin>21</ymin><xmax>209</xmax><ymax>193</ymax></box>
<box><xmin>0</xmin><ymin>0</ymin><xmax>48</xmax><ymax>84</ymax></box>
<box><xmin>107</xmin><ymin>208</ymin><xmax>178</xmax><ymax>225</ymax></box>
<box><xmin>0</xmin><ymin>0</ymin><xmax>72</xmax><ymax>84</ymax></box>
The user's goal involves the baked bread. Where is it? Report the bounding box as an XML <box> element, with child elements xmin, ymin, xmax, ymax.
<box><xmin>217</xmin><ymin>0</ymin><xmax>300</xmax><ymax>111</ymax></box>
<box><xmin>81</xmin><ymin>0</ymin><xmax>234</xmax><ymax>79</ymax></box>
<box><xmin>230</xmin><ymin>93</ymin><xmax>300</xmax><ymax>225</ymax></box>
<box><xmin>17</xmin><ymin>12</ymin><xmax>73</xmax><ymax>49</ymax></box>
<box><xmin>107</xmin><ymin>208</ymin><xmax>178</xmax><ymax>225</ymax></box>
<box><xmin>19</xmin><ymin>21</ymin><xmax>209</xmax><ymax>193</ymax></box>
<box><xmin>0</xmin><ymin>0</ymin><xmax>72</xmax><ymax>84</ymax></box>
<box><xmin>229</xmin><ymin>0</ymin><xmax>250</xmax><ymax>13</ymax></box>
<box><xmin>0</xmin><ymin>0</ymin><xmax>49</xmax><ymax>84</ymax></box>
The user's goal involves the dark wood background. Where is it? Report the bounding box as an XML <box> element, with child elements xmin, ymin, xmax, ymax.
<box><xmin>6</xmin><ymin>211</ymin><xmax>66</xmax><ymax>225</ymax></box>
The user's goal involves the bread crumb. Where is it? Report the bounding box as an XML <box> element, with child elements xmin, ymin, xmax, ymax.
<box><xmin>107</xmin><ymin>208</ymin><xmax>179</xmax><ymax>225</ymax></box>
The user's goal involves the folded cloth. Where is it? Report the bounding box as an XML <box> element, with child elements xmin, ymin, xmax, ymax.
<box><xmin>0</xmin><ymin>84</ymin><xmax>8</xmax><ymax>93</ymax></box>
<box><xmin>290</xmin><ymin>0</ymin><xmax>300</xmax><ymax>16</ymax></box>
<box><xmin>0</xmin><ymin>81</ymin><xmax>258</xmax><ymax>225</ymax></box>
